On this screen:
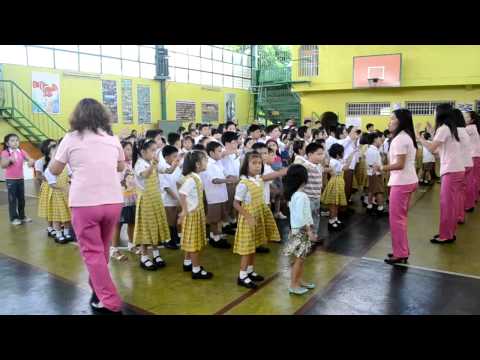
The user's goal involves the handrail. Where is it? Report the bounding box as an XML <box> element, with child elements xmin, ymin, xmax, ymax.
<box><xmin>0</xmin><ymin>80</ymin><xmax>67</xmax><ymax>132</ymax></box>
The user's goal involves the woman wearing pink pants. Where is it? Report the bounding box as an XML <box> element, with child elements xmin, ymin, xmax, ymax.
<box><xmin>377</xmin><ymin>109</ymin><xmax>418</xmax><ymax>265</ymax></box>
<box><xmin>48</xmin><ymin>99</ymin><xmax>125</xmax><ymax>315</ymax></box>
<box><xmin>464</xmin><ymin>111</ymin><xmax>480</xmax><ymax>204</ymax></box>
<box><xmin>452</xmin><ymin>109</ymin><xmax>474</xmax><ymax>221</ymax></box>
<box><xmin>420</xmin><ymin>104</ymin><xmax>464</xmax><ymax>244</ymax></box>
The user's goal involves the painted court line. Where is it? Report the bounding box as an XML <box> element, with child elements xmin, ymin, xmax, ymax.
<box><xmin>0</xmin><ymin>251</ymin><xmax>154</xmax><ymax>315</ymax></box>
<box><xmin>362</xmin><ymin>257</ymin><xmax>480</xmax><ymax>281</ymax></box>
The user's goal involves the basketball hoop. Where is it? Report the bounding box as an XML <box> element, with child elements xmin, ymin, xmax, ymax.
<box><xmin>368</xmin><ymin>78</ymin><xmax>380</xmax><ymax>87</ymax></box>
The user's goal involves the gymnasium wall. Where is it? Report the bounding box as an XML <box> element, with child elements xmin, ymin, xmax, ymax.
<box><xmin>291</xmin><ymin>45</ymin><xmax>480</xmax><ymax>130</ymax></box>
<box><xmin>0</xmin><ymin>63</ymin><xmax>252</xmax><ymax>140</ymax></box>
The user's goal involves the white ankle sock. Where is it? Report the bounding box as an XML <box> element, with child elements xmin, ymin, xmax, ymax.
<box><xmin>210</xmin><ymin>233</ymin><xmax>221</xmax><ymax>241</ymax></box>
<box><xmin>184</xmin><ymin>259</ymin><xmax>192</xmax><ymax>266</ymax></box>
<box><xmin>47</xmin><ymin>226</ymin><xmax>53</xmax><ymax>232</ymax></box>
<box><xmin>152</xmin><ymin>249</ymin><xmax>160</xmax><ymax>258</ymax></box>
<box><xmin>55</xmin><ymin>230</ymin><xmax>63</xmax><ymax>238</ymax></box>
<box><xmin>141</xmin><ymin>255</ymin><xmax>150</xmax><ymax>262</ymax></box>
<box><xmin>246</xmin><ymin>265</ymin><xmax>254</xmax><ymax>274</ymax></box>
<box><xmin>329</xmin><ymin>219</ymin><xmax>336</xmax><ymax>224</ymax></box>
<box><xmin>192</xmin><ymin>266</ymin><xmax>201</xmax><ymax>273</ymax></box>
<box><xmin>377</xmin><ymin>205</ymin><xmax>384</xmax><ymax>211</ymax></box>
<box><xmin>63</xmin><ymin>228</ymin><xmax>70</xmax><ymax>236</ymax></box>
<box><xmin>239</xmin><ymin>271</ymin><xmax>251</xmax><ymax>282</ymax></box>
<box><xmin>367</xmin><ymin>204</ymin><xmax>373</xmax><ymax>209</ymax></box>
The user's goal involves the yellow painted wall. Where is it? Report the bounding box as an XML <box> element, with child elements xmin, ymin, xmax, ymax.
<box><xmin>165</xmin><ymin>81</ymin><xmax>252</xmax><ymax>127</ymax></box>
<box><xmin>300</xmin><ymin>86</ymin><xmax>480</xmax><ymax>130</ymax></box>
<box><xmin>291</xmin><ymin>45</ymin><xmax>480</xmax><ymax>130</ymax></box>
<box><xmin>1</xmin><ymin>63</ymin><xmax>252</xmax><ymax>140</ymax></box>
<box><xmin>292</xmin><ymin>45</ymin><xmax>480</xmax><ymax>91</ymax></box>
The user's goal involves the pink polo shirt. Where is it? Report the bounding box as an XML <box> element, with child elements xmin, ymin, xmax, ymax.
<box><xmin>1</xmin><ymin>149</ymin><xmax>27</xmax><ymax>179</ymax></box>
<box><xmin>54</xmin><ymin>130</ymin><xmax>125</xmax><ymax>207</ymax></box>
<box><xmin>457</xmin><ymin>127</ymin><xmax>474</xmax><ymax>168</ymax></box>
<box><xmin>433</xmin><ymin>125</ymin><xmax>465</xmax><ymax>176</ymax></box>
<box><xmin>466</xmin><ymin>124</ymin><xmax>480</xmax><ymax>157</ymax></box>
<box><xmin>388</xmin><ymin>131</ymin><xmax>418</xmax><ymax>186</ymax></box>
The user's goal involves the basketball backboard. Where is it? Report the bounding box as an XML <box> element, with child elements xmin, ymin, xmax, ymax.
<box><xmin>353</xmin><ymin>54</ymin><xmax>401</xmax><ymax>88</ymax></box>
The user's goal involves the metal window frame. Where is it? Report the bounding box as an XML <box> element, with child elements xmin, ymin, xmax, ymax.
<box><xmin>405</xmin><ymin>100</ymin><xmax>456</xmax><ymax>115</ymax></box>
<box><xmin>346</xmin><ymin>102</ymin><xmax>391</xmax><ymax>116</ymax></box>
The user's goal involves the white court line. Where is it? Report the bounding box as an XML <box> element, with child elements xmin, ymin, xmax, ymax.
<box><xmin>362</xmin><ymin>256</ymin><xmax>480</xmax><ymax>281</ymax></box>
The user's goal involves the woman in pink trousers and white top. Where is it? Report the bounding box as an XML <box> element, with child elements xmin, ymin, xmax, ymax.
<box><xmin>419</xmin><ymin>103</ymin><xmax>464</xmax><ymax>244</ymax></box>
<box><xmin>464</xmin><ymin>111</ymin><xmax>480</xmax><ymax>203</ymax></box>
<box><xmin>376</xmin><ymin>109</ymin><xmax>418</xmax><ymax>265</ymax></box>
<box><xmin>452</xmin><ymin>108</ymin><xmax>474</xmax><ymax>222</ymax></box>
<box><xmin>47</xmin><ymin>99</ymin><xmax>125</xmax><ymax>315</ymax></box>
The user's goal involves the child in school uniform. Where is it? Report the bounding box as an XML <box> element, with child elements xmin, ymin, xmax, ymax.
<box><xmin>365</xmin><ymin>132</ymin><xmax>386</xmax><ymax>215</ymax></box>
<box><xmin>419</xmin><ymin>132</ymin><xmax>435</xmax><ymax>185</ymax></box>
<box><xmin>110</xmin><ymin>140</ymin><xmax>137</xmax><ymax>261</ymax></box>
<box><xmin>233</xmin><ymin>151</ymin><xmax>280</xmax><ymax>289</ymax></box>
<box><xmin>322</xmin><ymin>143</ymin><xmax>357</xmax><ymax>231</ymax></box>
<box><xmin>294</xmin><ymin>142</ymin><xmax>325</xmax><ymax>243</ymax></box>
<box><xmin>221</xmin><ymin>131</ymin><xmax>241</xmax><ymax>234</ymax></box>
<box><xmin>1</xmin><ymin>133</ymin><xmax>35</xmax><ymax>226</ymax></box>
<box><xmin>178</xmin><ymin>150</ymin><xmax>214</xmax><ymax>280</ymax></box>
<box><xmin>133</xmin><ymin>138</ymin><xmax>171</xmax><ymax>271</ymax></box>
<box><xmin>160</xmin><ymin>145</ymin><xmax>183</xmax><ymax>250</ymax></box>
<box><xmin>36</xmin><ymin>139</ymin><xmax>56</xmax><ymax>237</ymax></box>
<box><xmin>283</xmin><ymin>164</ymin><xmax>317</xmax><ymax>295</ymax></box>
<box><xmin>45</xmin><ymin>141</ymin><xmax>73</xmax><ymax>244</ymax></box>
<box><xmin>201</xmin><ymin>141</ymin><xmax>233</xmax><ymax>249</ymax></box>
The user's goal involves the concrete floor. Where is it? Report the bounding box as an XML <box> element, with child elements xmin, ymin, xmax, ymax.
<box><xmin>1</xmin><ymin>180</ymin><xmax>480</xmax><ymax>315</ymax></box>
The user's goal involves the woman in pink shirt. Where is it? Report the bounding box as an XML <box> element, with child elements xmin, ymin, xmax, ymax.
<box><xmin>464</xmin><ymin>111</ymin><xmax>480</xmax><ymax>202</ymax></box>
<box><xmin>376</xmin><ymin>109</ymin><xmax>418</xmax><ymax>265</ymax></box>
<box><xmin>1</xmin><ymin>133</ymin><xmax>35</xmax><ymax>225</ymax></box>
<box><xmin>48</xmin><ymin>99</ymin><xmax>125</xmax><ymax>315</ymax></box>
<box><xmin>419</xmin><ymin>104</ymin><xmax>464</xmax><ymax>244</ymax></box>
<box><xmin>452</xmin><ymin>109</ymin><xmax>474</xmax><ymax>222</ymax></box>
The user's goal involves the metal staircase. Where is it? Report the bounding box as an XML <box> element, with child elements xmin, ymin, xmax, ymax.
<box><xmin>251</xmin><ymin>47</ymin><xmax>307</xmax><ymax>126</ymax></box>
<box><xmin>0</xmin><ymin>80</ymin><xmax>67</xmax><ymax>145</ymax></box>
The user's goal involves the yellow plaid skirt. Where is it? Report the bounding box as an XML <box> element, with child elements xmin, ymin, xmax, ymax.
<box><xmin>47</xmin><ymin>189</ymin><xmax>71</xmax><ymax>223</ymax></box>
<box><xmin>321</xmin><ymin>175</ymin><xmax>347</xmax><ymax>206</ymax></box>
<box><xmin>181</xmin><ymin>207</ymin><xmax>207</xmax><ymax>252</ymax></box>
<box><xmin>133</xmin><ymin>192</ymin><xmax>171</xmax><ymax>246</ymax></box>
<box><xmin>38</xmin><ymin>181</ymin><xmax>50</xmax><ymax>219</ymax></box>
<box><xmin>355</xmin><ymin>158</ymin><xmax>368</xmax><ymax>189</ymax></box>
<box><xmin>262</xmin><ymin>204</ymin><xmax>280</xmax><ymax>243</ymax></box>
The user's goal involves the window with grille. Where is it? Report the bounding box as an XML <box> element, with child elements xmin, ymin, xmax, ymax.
<box><xmin>346</xmin><ymin>102</ymin><xmax>391</xmax><ymax>116</ymax></box>
<box><xmin>298</xmin><ymin>45</ymin><xmax>318</xmax><ymax>77</ymax></box>
<box><xmin>405</xmin><ymin>101</ymin><xmax>455</xmax><ymax>115</ymax></box>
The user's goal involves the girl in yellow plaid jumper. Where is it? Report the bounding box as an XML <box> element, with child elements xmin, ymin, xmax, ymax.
<box><xmin>35</xmin><ymin>139</ymin><xmax>56</xmax><ymax>238</ymax></box>
<box><xmin>178</xmin><ymin>151</ymin><xmax>213</xmax><ymax>280</ymax></box>
<box><xmin>44</xmin><ymin>141</ymin><xmax>74</xmax><ymax>244</ymax></box>
<box><xmin>322</xmin><ymin>143</ymin><xmax>357</xmax><ymax>231</ymax></box>
<box><xmin>133</xmin><ymin>139</ymin><xmax>171</xmax><ymax>271</ymax></box>
<box><xmin>233</xmin><ymin>151</ymin><xmax>280</xmax><ymax>289</ymax></box>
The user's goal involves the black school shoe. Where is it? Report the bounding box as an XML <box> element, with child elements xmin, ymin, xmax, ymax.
<box><xmin>328</xmin><ymin>222</ymin><xmax>341</xmax><ymax>231</ymax></box>
<box><xmin>209</xmin><ymin>237</ymin><xmax>231</xmax><ymax>249</ymax></box>
<box><xmin>256</xmin><ymin>246</ymin><xmax>270</xmax><ymax>253</ymax></box>
<box><xmin>222</xmin><ymin>225</ymin><xmax>236</xmax><ymax>235</ymax></box>
<box><xmin>466</xmin><ymin>207</ymin><xmax>475</xmax><ymax>213</ymax></box>
<box><xmin>192</xmin><ymin>266</ymin><xmax>213</xmax><ymax>280</ymax></box>
<box><xmin>237</xmin><ymin>277</ymin><xmax>258</xmax><ymax>289</ymax></box>
<box><xmin>183</xmin><ymin>263</ymin><xmax>192</xmax><ymax>272</ymax></box>
<box><xmin>248</xmin><ymin>272</ymin><xmax>264</xmax><ymax>282</ymax></box>
<box><xmin>140</xmin><ymin>257</ymin><xmax>157</xmax><ymax>271</ymax></box>
<box><xmin>152</xmin><ymin>256</ymin><xmax>166</xmax><ymax>268</ymax></box>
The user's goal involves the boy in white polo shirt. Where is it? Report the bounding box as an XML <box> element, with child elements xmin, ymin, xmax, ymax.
<box><xmin>160</xmin><ymin>145</ymin><xmax>183</xmax><ymax>249</ymax></box>
<box><xmin>201</xmin><ymin>141</ymin><xmax>235</xmax><ymax>249</ymax></box>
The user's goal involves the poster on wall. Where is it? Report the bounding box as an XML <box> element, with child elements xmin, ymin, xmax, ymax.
<box><xmin>176</xmin><ymin>101</ymin><xmax>196</xmax><ymax>121</ymax></box>
<box><xmin>122</xmin><ymin>79</ymin><xmax>133</xmax><ymax>124</ymax></box>
<box><xmin>346</xmin><ymin>116</ymin><xmax>362</xmax><ymax>128</ymax></box>
<box><xmin>457</xmin><ymin>103</ymin><xmax>473</xmax><ymax>112</ymax></box>
<box><xmin>137</xmin><ymin>85</ymin><xmax>151</xmax><ymax>124</ymax></box>
<box><xmin>102</xmin><ymin>80</ymin><xmax>118</xmax><ymax>122</ymax></box>
<box><xmin>201</xmin><ymin>102</ymin><xmax>219</xmax><ymax>123</ymax></box>
<box><xmin>225</xmin><ymin>93</ymin><xmax>236</xmax><ymax>122</ymax></box>
<box><xmin>32</xmin><ymin>72</ymin><xmax>60</xmax><ymax>114</ymax></box>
